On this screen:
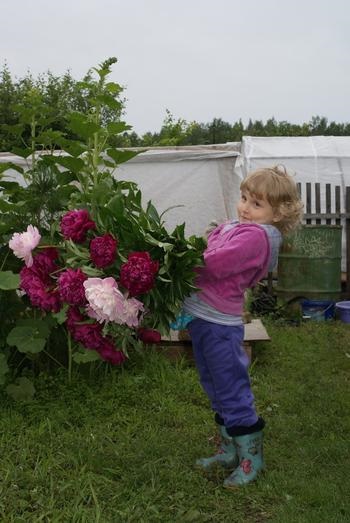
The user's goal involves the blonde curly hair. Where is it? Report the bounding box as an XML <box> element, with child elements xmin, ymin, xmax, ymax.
<box><xmin>240</xmin><ymin>165</ymin><xmax>303</xmax><ymax>235</ymax></box>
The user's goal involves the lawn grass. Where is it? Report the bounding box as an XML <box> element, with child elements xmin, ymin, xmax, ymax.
<box><xmin>1</xmin><ymin>320</ymin><xmax>349</xmax><ymax>522</ymax></box>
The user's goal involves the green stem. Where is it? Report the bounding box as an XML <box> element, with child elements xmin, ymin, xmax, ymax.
<box><xmin>0</xmin><ymin>249</ymin><xmax>10</xmax><ymax>271</ymax></box>
<box><xmin>42</xmin><ymin>349</ymin><xmax>66</xmax><ymax>370</ymax></box>
<box><xmin>67</xmin><ymin>331</ymin><xmax>72</xmax><ymax>384</ymax></box>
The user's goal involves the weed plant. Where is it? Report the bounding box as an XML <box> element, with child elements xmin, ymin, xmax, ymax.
<box><xmin>1</xmin><ymin>320</ymin><xmax>349</xmax><ymax>522</ymax></box>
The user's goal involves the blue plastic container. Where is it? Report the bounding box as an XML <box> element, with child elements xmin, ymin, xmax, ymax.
<box><xmin>301</xmin><ymin>300</ymin><xmax>335</xmax><ymax>321</ymax></box>
<box><xmin>335</xmin><ymin>301</ymin><xmax>350</xmax><ymax>323</ymax></box>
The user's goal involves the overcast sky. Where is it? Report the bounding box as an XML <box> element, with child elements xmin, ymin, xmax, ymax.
<box><xmin>1</xmin><ymin>0</ymin><xmax>350</xmax><ymax>135</ymax></box>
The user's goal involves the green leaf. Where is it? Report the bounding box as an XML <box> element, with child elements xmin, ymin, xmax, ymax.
<box><xmin>16</xmin><ymin>319</ymin><xmax>50</xmax><ymax>338</ymax></box>
<box><xmin>73</xmin><ymin>350</ymin><xmax>100</xmax><ymax>363</ymax></box>
<box><xmin>56</xmin><ymin>170</ymin><xmax>78</xmax><ymax>185</ymax></box>
<box><xmin>6</xmin><ymin>377</ymin><xmax>35</xmax><ymax>402</ymax></box>
<box><xmin>0</xmin><ymin>271</ymin><xmax>20</xmax><ymax>290</ymax></box>
<box><xmin>94</xmin><ymin>94</ymin><xmax>121</xmax><ymax>111</ymax></box>
<box><xmin>11</xmin><ymin>147</ymin><xmax>33</xmax><ymax>159</ymax></box>
<box><xmin>7</xmin><ymin>326</ymin><xmax>46</xmax><ymax>353</ymax></box>
<box><xmin>106</xmin><ymin>148</ymin><xmax>139</xmax><ymax>165</ymax></box>
<box><xmin>0</xmin><ymin>162</ymin><xmax>24</xmax><ymax>175</ymax></box>
<box><xmin>146</xmin><ymin>201</ymin><xmax>160</xmax><ymax>224</ymax></box>
<box><xmin>68</xmin><ymin>113</ymin><xmax>100</xmax><ymax>139</ymax></box>
<box><xmin>0</xmin><ymin>353</ymin><xmax>9</xmax><ymax>385</ymax></box>
<box><xmin>52</xmin><ymin>305</ymin><xmax>68</xmax><ymax>325</ymax></box>
<box><xmin>107</xmin><ymin>193</ymin><xmax>124</xmax><ymax>218</ymax></box>
<box><xmin>107</xmin><ymin>122</ymin><xmax>131</xmax><ymax>135</ymax></box>
<box><xmin>80</xmin><ymin>265</ymin><xmax>103</xmax><ymax>277</ymax></box>
<box><xmin>54</xmin><ymin>156</ymin><xmax>85</xmax><ymax>173</ymax></box>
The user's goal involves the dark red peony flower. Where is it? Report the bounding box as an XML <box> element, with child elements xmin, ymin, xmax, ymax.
<box><xmin>20</xmin><ymin>266</ymin><xmax>61</xmax><ymax>312</ymax></box>
<box><xmin>89</xmin><ymin>234</ymin><xmax>118</xmax><ymax>269</ymax></box>
<box><xmin>120</xmin><ymin>251</ymin><xmax>159</xmax><ymax>296</ymax></box>
<box><xmin>58</xmin><ymin>268</ymin><xmax>87</xmax><ymax>306</ymax></box>
<box><xmin>60</xmin><ymin>209</ymin><xmax>96</xmax><ymax>243</ymax></box>
<box><xmin>98</xmin><ymin>337</ymin><xmax>127</xmax><ymax>365</ymax></box>
<box><xmin>137</xmin><ymin>327</ymin><xmax>162</xmax><ymax>344</ymax></box>
<box><xmin>30</xmin><ymin>248</ymin><xmax>59</xmax><ymax>284</ymax></box>
<box><xmin>66</xmin><ymin>306</ymin><xmax>104</xmax><ymax>350</ymax></box>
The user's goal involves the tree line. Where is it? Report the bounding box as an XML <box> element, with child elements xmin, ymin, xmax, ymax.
<box><xmin>1</xmin><ymin>64</ymin><xmax>350</xmax><ymax>152</ymax></box>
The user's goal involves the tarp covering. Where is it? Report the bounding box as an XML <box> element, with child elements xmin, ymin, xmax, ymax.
<box><xmin>116</xmin><ymin>145</ymin><xmax>241</xmax><ymax>237</ymax></box>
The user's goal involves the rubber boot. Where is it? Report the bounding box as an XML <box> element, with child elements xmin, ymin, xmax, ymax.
<box><xmin>223</xmin><ymin>431</ymin><xmax>264</xmax><ymax>488</ymax></box>
<box><xmin>196</xmin><ymin>425</ymin><xmax>238</xmax><ymax>472</ymax></box>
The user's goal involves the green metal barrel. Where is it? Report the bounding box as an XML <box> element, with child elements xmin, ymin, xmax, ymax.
<box><xmin>276</xmin><ymin>225</ymin><xmax>342</xmax><ymax>300</ymax></box>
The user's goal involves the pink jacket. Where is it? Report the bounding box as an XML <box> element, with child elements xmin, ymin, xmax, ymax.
<box><xmin>195</xmin><ymin>222</ymin><xmax>271</xmax><ymax>315</ymax></box>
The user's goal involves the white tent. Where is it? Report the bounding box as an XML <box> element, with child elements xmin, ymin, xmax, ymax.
<box><xmin>116</xmin><ymin>144</ymin><xmax>241</xmax><ymax>237</ymax></box>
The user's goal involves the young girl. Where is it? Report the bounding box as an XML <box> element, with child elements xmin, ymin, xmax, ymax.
<box><xmin>174</xmin><ymin>165</ymin><xmax>303</xmax><ymax>488</ymax></box>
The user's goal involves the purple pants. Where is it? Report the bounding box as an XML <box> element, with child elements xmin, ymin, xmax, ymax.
<box><xmin>188</xmin><ymin>318</ymin><xmax>258</xmax><ymax>429</ymax></box>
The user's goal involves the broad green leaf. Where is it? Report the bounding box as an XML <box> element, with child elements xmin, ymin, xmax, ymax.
<box><xmin>7</xmin><ymin>326</ymin><xmax>46</xmax><ymax>353</ymax></box>
<box><xmin>52</xmin><ymin>305</ymin><xmax>68</xmax><ymax>324</ymax></box>
<box><xmin>54</xmin><ymin>156</ymin><xmax>85</xmax><ymax>173</ymax></box>
<box><xmin>68</xmin><ymin>113</ymin><xmax>100</xmax><ymax>139</ymax></box>
<box><xmin>0</xmin><ymin>200</ymin><xmax>16</xmax><ymax>212</ymax></box>
<box><xmin>11</xmin><ymin>147</ymin><xmax>33</xmax><ymax>159</ymax></box>
<box><xmin>106</xmin><ymin>148</ymin><xmax>139</xmax><ymax>165</ymax></box>
<box><xmin>73</xmin><ymin>350</ymin><xmax>100</xmax><ymax>363</ymax></box>
<box><xmin>60</xmin><ymin>141</ymin><xmax>87</xmax><ymax>158</ymax></box>
<box><xmin>0</xmin><ymin>162</ymin><xmax>24</xmax><ymax>175</ymax></box>
<box><xmin>105</xmin><ymin>82</ymin><xmax>123</xmax><ymax>94</ymax></box>
<box><xmin>0</xmin><ymin>271</ymin><xmax>20</xmax><ymax>290</ymax></box>
<box><xmin>6</xmin><ymin>377</ymin><xmax>35</xmax><ymax>402</ymax></box>
<box><xmin>16</xmin><ymin>319</ymin><xmax>50</xmax><ymax>338</ymax></box>
<box><xmin>107</xmin><ymin>122</ymin><xmax>131</xmax><ymax>135</ymax></box>
<box><xmin>56</xmin><ymin>171</ymin><xmax>78</xmax><ymax>185</ymax></box>
<box><xmin>94</xmin><ymin>94</ymin><xmax>121</xmax><ymax>111</ymax></box>
<box><xmin>107</xmin><ymin>194</ymin><xmax>124</xmax><ymax>218</ymax></box>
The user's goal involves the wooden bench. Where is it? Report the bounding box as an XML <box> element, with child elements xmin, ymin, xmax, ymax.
<box><xmin>159</xmin><ymin>318</ymin><xmax>270</xmax><ymax>363</ymax></box>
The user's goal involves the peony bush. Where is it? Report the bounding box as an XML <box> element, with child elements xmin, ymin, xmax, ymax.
<box><xmin>1</xmin><ymin>59</ymin><xmax>206</xmax><ymax>389</ymax></box>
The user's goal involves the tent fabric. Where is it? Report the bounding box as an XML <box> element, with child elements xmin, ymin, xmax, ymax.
<box><xmin>116</xmin><ymin>145</ymin><xmax>241</xmax><ymax>237</ymax></box>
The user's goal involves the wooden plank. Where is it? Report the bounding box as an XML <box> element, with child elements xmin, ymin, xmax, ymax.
<box><xmin>335</xmin><ymin>186</ymin><xmax>341</xmax><ymax>226</ymax></box>
<box><xmin>306</xmin><ymin>183</ymin><xmax>312</xmax><ymax>224</ymax></box>
<box><xmin>346</xmin><ymin>187</ymin><xmax>350</xmax><ymax>294</ymax></box>
<box><xmin>164</xmin><ymin>319</ymin><xmax>270</xmax><ymax>344</ymax></box>
<box><xmin>325</xmin><ymin>184</ymin><xmax>331</xmax><ymax>225</ymax></box>
<box><xmin>315</xmin><ymin>183</ymin><xmax>321</xmax><ymax>224</ymax></box>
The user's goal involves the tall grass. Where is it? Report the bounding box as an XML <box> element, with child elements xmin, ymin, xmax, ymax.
<box><xmin>1</xmin><ymin>320</ymin><xmax>349</xmax><ymax>522</ymax></box>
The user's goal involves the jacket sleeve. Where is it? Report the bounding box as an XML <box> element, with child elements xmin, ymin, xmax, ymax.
<box><xmin>203</xmin><ymin>224</ymin><xmax>270</xmax><ymax>280</ymax></box>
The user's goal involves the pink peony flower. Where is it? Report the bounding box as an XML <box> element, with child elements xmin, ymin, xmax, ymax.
<box><xmin>9</xmin><ymin>225</ymin><xmax>41</xmax><ymax>267</ymax></box>
<box><xmin>122</xmin><ymin>297</ymin><xmax>144</xmax><ymax>327</ymax></box>
<box><xmin>90</xmin><ymin>234</ymin><xmax>118</xmax><ymax>268</ymax></box>
<box><xmin>120</xmin><ymin>251</ymin><xmax>159</xmax><ymax>296</ymax></box>
<box><xmin>84</xmin><ymin>277</ymin><xmax>126</xmax><ymax>323</ymax></box>
<box><xmin>138</xmin><ymin>327</ymin><xmax>162</xmax><ymax>344</ymax></box>
<box><xmin>58</xmin><ymin>268</ymin><xmax>88</xmax><ymax>306</ymax></box>
<box><xmin>60</xmin><ymin>209</ymin><xmax>96</xmax><ymax>243</ymax></box>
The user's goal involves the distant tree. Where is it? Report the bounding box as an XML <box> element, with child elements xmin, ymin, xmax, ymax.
<box><xmin>0</xmin><ymin>63</ymin><xmax>126</xmax><ymax>152</ymax></box>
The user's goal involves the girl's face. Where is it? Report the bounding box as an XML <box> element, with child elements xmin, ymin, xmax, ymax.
<box><xmin>237</xmin><ymin>190</ymin><xmax>279</xmax><ymax>225</ymax></box>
